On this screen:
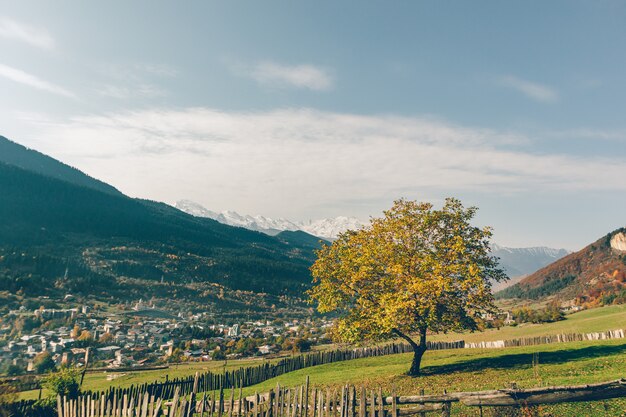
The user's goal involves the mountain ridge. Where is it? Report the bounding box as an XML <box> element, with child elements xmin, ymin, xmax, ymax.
<box><xmin>175</xmin><ymin>199</ymin><xmax>365</xmax><ymax>239</ymax></box>
<box><xmin>0</xmin><ymin>136</ymin><xmax>328</xmax><ymax>306</ymax></box>
<box><xmin>0</xmin><ymin>135</ymin><xmax>121</xmax><ymax>196</ymax></box>
<box><xmin>496</xmin><ymin>228</ymin><xmax>626</xmax><ymax>305</ymax></box>
<box><xmin>175</xmin><ymin>200</ymin><xmax>569</xmax><ymax>279</ymax></box>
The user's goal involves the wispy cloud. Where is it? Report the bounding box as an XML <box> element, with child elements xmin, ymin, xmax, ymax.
<box><xmin>548</xmin><ymin>128</ymin><xmax>626</xmax><ymax>142</ymax></box>
<box><xmin>97</xmin><ymin>84</ymin><xmax>166</xmax><ymax>100</ymax></box>
<box><xmin>247</xmin><ymin>61</ymin><xmax>333</xmax><ymax>91</ymax></box>
<box><xmin>99</xmin><ymin>63</ymin><xmax>178</xmax><ymax>81</ymax></box>
<box><xmin>0</xmin><ymin>63</ymin><xmax>75</xmax><ymax>98</ymax></box>
<box><xmin>498</xmin><ymin>75</ymin><xmax>558</xmax><ymax>102</ymax></box>
<box><xmin>0</xmin><ymin>17</ymin><xmax>54</xmax><ymax>50</ymax></box>
<box><xmin>24</xmin><ymin>108</ymin><xmax>626</xmax><ymax>220</ymax></box>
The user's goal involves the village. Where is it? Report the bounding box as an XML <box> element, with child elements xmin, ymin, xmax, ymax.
<box><xmin>0</xmin><ymin>297</ymin><xmax>334</xmax><ymax>376</ymax></box>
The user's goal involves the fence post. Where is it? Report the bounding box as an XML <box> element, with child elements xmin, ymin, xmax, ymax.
<box><xmin>359</xmin><ymin>387</ymin><xmax>366</xmax><ymax>417</ymax></box>
<box><xmin>440</xmin><ymin>390</ymin><xmax>450</xmax><ymax>417</ymax></box>
<box><xmin>303</xmin><ymin>377</ymin><xmax>310</xmax><ymax>417</ymax></box>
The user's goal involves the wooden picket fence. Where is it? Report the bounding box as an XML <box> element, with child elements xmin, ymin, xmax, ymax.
<box><xmin>57</xmin><ymin>377</ymin><xmax>626</xmax><ymax>417</ymax></box>
<box><xmin>84</xmin><ymin>328</ymin><xmax>625</xmax><ymax>402</ymax></box>
<box><xmin>87</xmin><ymin>342</ymin><xmax>462</xmax><ymax>402</ymax></box>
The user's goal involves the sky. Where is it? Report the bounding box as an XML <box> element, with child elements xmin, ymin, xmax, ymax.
<box><xmin>1</xmin><ymin>1</ymin><xmax>625</xmax><ymax>250</ymax></box>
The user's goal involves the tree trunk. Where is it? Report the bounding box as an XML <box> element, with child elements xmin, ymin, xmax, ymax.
<box><xmin>408</xmin><ymin>344</ymin><xmax>427</xmax><ymax>376</ymax></box>
<box><xmin>393</xmin><ymin>327</ymin><xmax>427</xmax><ymax>376</ymax></box>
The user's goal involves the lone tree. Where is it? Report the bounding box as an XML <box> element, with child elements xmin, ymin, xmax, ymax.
<box><xmin>309</xmin><ymin>198</ymin><xmax>506</xmax><ymax>376</ymax></box>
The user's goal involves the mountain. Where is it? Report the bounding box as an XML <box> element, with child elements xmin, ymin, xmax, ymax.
<box><xmin>300</xmin><ymin>217</ymin><xmax>366</xmax><ymax>240</ymax></box>
<box><xmin>496</xmin><ymin>228</ymin><xmax>626</xmax><ymax>305</ymax></box>
<box><xmin>175</xmin><ymin>200</ymin><xmax>364</xmax><ymax>239</ymax></box>
<box><xmin>0</xmin><ymin>137</ymin><xmax>330</xmax><ymax>314</ymax></box>
<box><xmin>0</xmin><ymin>135</ymin><xmax>121</xmax><ymax>196</ymax></box>
<box><xmin>174</xmin><ymin>201</ymin><xmax>568</xmax><ymax>280</ymax></box>
<box><xmin>490</xmin><ymin>244</ymin><xmax>570</xmax><ymax>290</ymax></box>
<box><xmin>275</xmin><ymin>230</ymin><xmax>329</xmax><ymax>252</ymax></box>
<box><xmin>491</xmin><ymin>244</ymin><xmax>570</xmax><ymax>278</ymax></box>
<box><xmin>175</xmin><ymin>200</ymin><xmax>301</xmax><ymax>236</ymax></box>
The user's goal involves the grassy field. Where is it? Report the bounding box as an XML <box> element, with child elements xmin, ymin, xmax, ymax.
<box><xmin>430</xmin><ymin>304</ymin><xmax>626</xmax><ymax>343</ymax></box>
<box><xmin>17</xmin><ymin>339</ymin><xmax>626</xmax><ymax>414</ymax></box>
<box><xmin>17</xmin><ymin>357</ymin><xmax>279</xmax><ymax>400</ymax></box>
<box><xmin>239</xmin><ymin>339</ymin><xmax>626</xmax><ymax>416</ymax></box>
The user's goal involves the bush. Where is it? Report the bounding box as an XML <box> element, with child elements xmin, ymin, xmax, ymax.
<box><xmin>5</xmin><ymin>364</ymin><xmax>23</xmax><ymax>376</ymax></box>
<box><xmin>211</xmin><ymin>349</ymin><xmax>226</xmax><ymax>361</ymax></box>
<box><xmin>42</xmin><ymin>367</ymin><xmax>80</xmax><ymax>401</ymax></box>
<box><xmin>33</xmin><ymin>352</ymin><xmax>56</xmax><ymax>374</ymax></box>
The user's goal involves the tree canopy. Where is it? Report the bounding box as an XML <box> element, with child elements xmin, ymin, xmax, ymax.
<box><xmin>309</xmin><ymin>198</ymin><xmax>506</xmax><ymax>375</ymax></box>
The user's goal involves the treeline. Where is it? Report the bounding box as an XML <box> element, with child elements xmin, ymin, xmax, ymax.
<box><xmin>0</xmin><ymin>250</ymin><xmax>115</xmax><ymax>298</ymax></box>
<box><xmin>510</xmin><ymin>303</ymin><xmax>564</xmax><ymax>324</ymax></box>
<box><xmin>495</xmin><ymin>275</ymin><xmax>576</xmax><ymax>300</ymax></box>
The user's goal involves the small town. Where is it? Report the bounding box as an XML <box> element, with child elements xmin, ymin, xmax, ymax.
<box><xmin>1</xmin><ymin>298</ymin><xmax>334</xmax><ymax>375</ymax></box>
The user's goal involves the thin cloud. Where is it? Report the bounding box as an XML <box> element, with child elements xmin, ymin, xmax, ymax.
<box><xmin>248</xmin><ymin>61</ymin><xmax>333</xmax><ymax>91</ymax></box>
<box><xmin>25</xmin><ymin>108</ymin><xmax>626</xmax><ymax>220</ymax></box>
<box><xmin>548</xmin><ymin>128</ymin><xmax>626</xmax><ymax>142</ymax></box>
<box><xmin>100</xmin><ymin>63</ymin><xmax>178</xmax><ymax>81</ymax></box>
<box><xmin>499</xmin><ymin>75</ymin><xmax>558</xmax><ymax>102</ymax></box>
<box><xmin>97</xmin><ymin>84</ymin><xmax>167</xmax><ymax>99</ymax></box>
<box><xmin>0</xmin><ymin>63</ymin><xmax>76</xmax><ymax>98</ymax></box>
<box><xmin>0</xmin><ymin>17</ymin><xmax>54</xmax><ymax>49</ymax></box>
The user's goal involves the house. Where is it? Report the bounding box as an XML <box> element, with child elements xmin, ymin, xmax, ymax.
<box><xmin>96</xmin><ymin>346</ymin><xmax>122</xmax><ymax>359</ymax></box>
<box><xmin>257</xmin><ymin>345</ymin><xmax>275</xmax><ymax>355</ymax></box>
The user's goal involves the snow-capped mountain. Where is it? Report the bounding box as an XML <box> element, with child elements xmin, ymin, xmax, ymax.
<box><xmin>175</xmin><ymin>200</ymin><xmax>364</xmax><ymax>239</ymax></box>
<box><xmin>175</xmin><ymin>199</ymin><xmax>221</xmax><ymax>219</ymax></box>
<box><xmin>490</xmin><ymin>244</ymin><xmax>570</xmax><ymax>290</ymax></box>
<box><xmin>174</xmin><ymin>200</ymin><xmax>569</xmax><ymax>280</ymax></box>
<box><xmin>300</xmin><ymin>217</ymin><xmax>366</xmax><ymax>240</ymax></box>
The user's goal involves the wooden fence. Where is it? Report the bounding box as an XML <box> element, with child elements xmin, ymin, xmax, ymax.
<box><xmin>464</xmin><ymin>328</ymin><xmax>626</xmax><ymax>349</ymax></box>
<box><xmin>90</xmin><ymin>342</ymin><xmax>462</xmax><ymax>402</ymax></box>
<box><xmin>57</xmin><ymin>377</ymin><xmax>626</xmax><ymax>417</ymax></box>
<box><xmin>93</xmin><ymin>328</ymin><xmax>626</xmax><ymax>402</ymax></box>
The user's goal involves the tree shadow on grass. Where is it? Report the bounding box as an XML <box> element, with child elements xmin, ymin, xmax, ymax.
<box><xmin>419</xmin><ymin>342</ymin><xmax>626</xmax><ymax>376</ymax></box>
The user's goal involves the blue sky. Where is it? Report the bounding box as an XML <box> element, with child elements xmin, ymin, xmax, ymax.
<box><xmin>1</xmin><ymin>1</ymin><xmax>625</xmax><ymax>250</ymax></box>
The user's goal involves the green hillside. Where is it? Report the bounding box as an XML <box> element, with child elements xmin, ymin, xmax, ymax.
<box><xmin>0</xmin><ymin>161</ymin><xmax>318</xmax><ymax>300</ymax></box>
<box><xmin>0</xmin><ymin>136</ymin><xmax>121</xmax><ymax>196</ymax></box>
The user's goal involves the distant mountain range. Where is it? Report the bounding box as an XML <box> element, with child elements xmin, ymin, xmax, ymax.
<box><xmin>490</xmin><ymin>244</ymin><xmax>570</xmax><ymax>290</ymax></box>
<box><xmin>497</xmin><ymin>229</ymin><xmax>626</xmax><ymax>305</ymax></box>
<box><xmin>0</xmin><ymin>135</ymin><xmax>324</xmax><ymax>313</ymax></box>
<box><xmin>176</xmin><ymin>200</ymin><xmax>569</xmax><ymax>282</ymax></box>
<box><xmin>175</xmin><ymin>200</ymin><xmax>364</xmax><ymax>240</ymax></box>
<box><xmin>0</xmin><ymin>134</ymin><xmax>580</xmax><ymax>313</ymax></box>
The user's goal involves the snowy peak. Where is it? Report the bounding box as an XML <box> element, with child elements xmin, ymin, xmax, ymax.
<box><xmin>175</xmin><ymin>199</ymin><xmax>220</xmax><ymax>220</ymax></box>
<box><xmin>174</xmin><ymin>200</ymin><xmax>569</xmax><ymax>279</ymax></box>
<box><xmin>301</xmin><ymin>217</ymin><xmax>366</xmax><ymax>240</ymax></box>
<box><xmin>174</xmin><ymin>200</ymin><xmax>363</xmax><ymax>239</ymax></box>
<box><xmin>491</xmin><ymin>244</ymin><xmax>570</xmax><ymax>278</ymax></box>
<box><xmin>491</xmin><ymin>244</ymin><xmax>569</xmax><ymax>259</ymax></box>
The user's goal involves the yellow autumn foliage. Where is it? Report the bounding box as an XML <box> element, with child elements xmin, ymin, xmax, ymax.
<box><xmin>308</xmin><ymin>198</ymin><xmax>507</xmax><ymax>375</ymax></box>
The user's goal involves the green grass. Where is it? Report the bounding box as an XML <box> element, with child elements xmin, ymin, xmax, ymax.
<box><xmin>17</xmin><ymin>357</ymin><xmax>277</xmax><ymax>401</ymax></box>
<box><xmin>240</xmin><ymin>339</ymin><xmax>626</xmax><ymax>394</ymax></box>
<box><xmin>18</xmin><ymin>339</ymin><xmax>626</xmax><ymax>415</ymax></box>
<box><xmin>239</xmin><ymin>339</ymin><xmax>626</xmax><ymax>416</ymax></box>
<box><xmin>430</xmin><ymin>304</ymin><xmax>626</xmax><ymax>343</ymax></box>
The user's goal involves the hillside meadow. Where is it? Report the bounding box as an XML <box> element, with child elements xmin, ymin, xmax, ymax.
<box><xmin>237</xmin><ymin>340</ymin><xmax>626</xmax><ymax>416</ymax></box>
<box><xmin>430</xmin><ymin>304</ymin><xmax>626</xmax><ymax>343</ymax></box>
